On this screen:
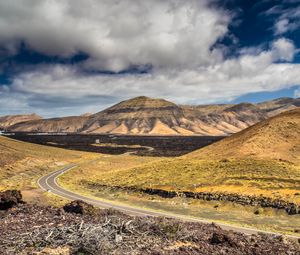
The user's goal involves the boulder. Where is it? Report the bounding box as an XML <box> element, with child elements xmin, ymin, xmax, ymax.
<box><xmin>210</xmin><ymin>231</ymin><xmax>236</xmax><ymax>247</ymax></box>
<box><xmin>63</xmin><ymin>200</ymin><xmax>95</xmax><ymax>215</ymax></box>
<box><xmin>286</xmin><ymin>204</ymin><xmax>299</xmax><ymax>215</ymax></box>
<box><xmin>0</xmin><ymin>190</ymin><xmax>23</xmax><ymax>210</ymax></box>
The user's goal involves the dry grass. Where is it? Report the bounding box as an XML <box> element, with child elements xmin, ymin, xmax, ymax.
<box><xmin>60</xmin><ymin>110</ymin><xmax>300</xmax><ymax>204</ymax></box>
<box><xmin>69</xmin><ymin>158</ymin><xmax>300</xmax><ymax>204</ymax></box>
<box><xmin>59</xmin><ymin>153</ymin><xmax>162</xmax><ymax>191</ymax></box>
<box><xmin>191</xmin><ymin>109</ymin><xmax>300</xmax><ymax>163</ymax></box>
<box><xmin>0</xmin><ymin>135</ymin><xmax>97</xmax><ymax>191</ymax></box>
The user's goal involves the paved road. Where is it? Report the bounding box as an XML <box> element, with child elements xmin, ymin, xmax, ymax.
<box><xmin>38</xmin><ymin>164</ymin><xmax>299</xmax><ymax>239</ymax></box>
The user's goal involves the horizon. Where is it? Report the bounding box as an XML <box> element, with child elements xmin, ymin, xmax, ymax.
<box><xmin>1</xmin><ymin>1</ymin><xmax>300</xmax><ymax>117</ymax></box>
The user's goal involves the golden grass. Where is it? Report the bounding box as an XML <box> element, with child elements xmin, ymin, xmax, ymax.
<box><xmin>0</xmin><ymin>135</ymin><xmax>97</xmax><ymax>191</ymax></box>
<box><xmin>191</xmin><ymin>109</ymin><xmax>300</xmax><ymax>163</ymax></box>
<box><xmin>64</xmin><ymin>157</ymin><xmax>300</xmax><ymax>204</ymax></box>
<box><xmin>60</xmin><ymin>154</ymin><xmax>163</xmax><ymax>190</ymax></box>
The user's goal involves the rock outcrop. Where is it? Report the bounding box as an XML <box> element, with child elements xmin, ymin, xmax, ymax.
<box><xmin>63</xmin><ymin>200</ymin><xmax>96</xmax><ymax>215</ymax></box>
<box><xmin>0</xmin><ymin>190</ymin><xmax>23</xmax><ymax>210</ymax></box>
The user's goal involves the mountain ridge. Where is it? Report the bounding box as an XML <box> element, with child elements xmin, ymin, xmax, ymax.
<box><xmin>2</xmin><ymin>96</ymin><xmax>300</xmax><ymax>136</ymax></box>
<box><xmin>0</xmin><ymin>114</ymin><xmax>41</xmax><ymax>130</ymax></box>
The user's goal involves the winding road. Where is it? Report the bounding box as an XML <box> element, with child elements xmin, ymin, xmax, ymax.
<box><xmin>38</xmin><ymin>164</ymin><xmax>299</xmax><ymax>239</ymax></box>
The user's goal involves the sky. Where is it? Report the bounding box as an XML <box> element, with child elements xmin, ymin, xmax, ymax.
<box><xmin>0</xmin><ymin>0</ymin><xmax>300</xmax><ymax>117</ymax></box>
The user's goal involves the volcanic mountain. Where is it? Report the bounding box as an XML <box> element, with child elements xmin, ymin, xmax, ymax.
<box><xmin>8</xmin><ymin>116</ymin><xmax>90</xmax><ymax>133</ymax></box>
<box><xmin>83</xmin><ymin>96</ymin><xmax>188</xmax><ymax>135</ymax></box>
<box><xmin>3</xmin><ymin>96</ymin><xmax>300</xmax><ymax>136</ymax></box>
<box><xmin>0</xmin><ymin>114</ymin><xmax>41</xmax><ymax>130</ymax></box>
<box><xmin>189</xmin><ymin>108</ymin><xmax>300</xmax><ymax>163</ymax></box>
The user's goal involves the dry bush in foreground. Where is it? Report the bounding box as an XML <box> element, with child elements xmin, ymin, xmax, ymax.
<box><xmin>0</xmin><ymin>199</ymin><xmax>299</xmax><ymax>255</ymax></box>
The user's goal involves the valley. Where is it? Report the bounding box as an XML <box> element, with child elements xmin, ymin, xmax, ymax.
<box><xmin>54</xmin><ymin>109</ymin><xmax>300</xmax><ymax>234</ymax></box>
<box><xmin>2</xmin><ymin>1</ymin><xmax>300</xmax><ymax>252</ymax></box>
<box><xmin>1</xmin><ymin>99</ymin><xmax>300</xmax><ymax>249</ymax></box>
<box><xmin>6</xmin><ymin>133</ymin><xmax>224</xmax><ymax>156</ymax></box>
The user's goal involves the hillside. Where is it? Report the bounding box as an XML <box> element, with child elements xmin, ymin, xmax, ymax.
<box><xmin>82</xmin><ymin>109</ymin><xmax>300</xmax><ymax>204</ymax></box>
<box><xmin>9</xmin><ymin>116</ymin><xmax>89</xmax><ymax>133</ymax></box>
<box><xmin>189</xmin><ymin>108</ymin><xmax>300</xmax><ymax>163</ymax></box>
<box><xmin>4</xmin><ymin>96</ymin><xmax>300</xmax><ymax>135</ymax></box>
<box><xmin>0</xmin><ymin>114</ymin><xmax>41</xmax><ymax>130</ymax></box>
<box><xmin>258</xmin><ymin>97</ymin><xmax>300</xmax><ymax>117</ymax></box>
<box><xmin>83</xmin><ymin>96</ymin><xmax>187</xmax><ymax>135</ymax></box>
<box><xmin>0</xmin><ymin>135</ymin><xmax>93</xmax><ymax>191</ymax></box>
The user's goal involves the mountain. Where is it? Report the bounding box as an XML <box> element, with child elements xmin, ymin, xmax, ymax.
<box><xmin>188</xmin><ymin>108</ymin><xmax>300</xmax><ymax>163</ymax></box>
<box><xmin>3</xmin><ymin>96</ymin><xmax>300</xmax><ymax>136</ymax></box>
<box><xmin>180</xmin><ymin>102</ymin><xmax>267</xmax><ymax>135</ymax></box>
<box><xmin>258</xmin><ymin>97</ymin><xmax>300</xmax><ymax>117</ymax></box>
<box><xmin>92</xmin><ymin>109</ymin><xmax>300</xmax><ymax>205</ymax></box>
<box><xmin>83</xmin><ymin>96</ymin><xmax>187</xmax><ymax>135</ymax></box>
<box><xmin>9</xmin><ymin>116</ymin><xmax>89</xmax><ymax>133</ymax></box>
<box><xmin>0</xmin><ymin>114</ymin><xmax>41</xmax><ymax>130</ymax></box>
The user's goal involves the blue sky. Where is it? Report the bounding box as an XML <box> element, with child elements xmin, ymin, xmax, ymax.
<box><xmin>0</xmin><ymin>0</ymin><xmax>300</xmax><ymax>117</ymax></box>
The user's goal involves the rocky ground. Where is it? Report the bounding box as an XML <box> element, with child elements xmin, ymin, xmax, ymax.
<box><xmin>0</xmin><ymin>190</ymin><xmax>300</xmax><ymax>255</ymax></box>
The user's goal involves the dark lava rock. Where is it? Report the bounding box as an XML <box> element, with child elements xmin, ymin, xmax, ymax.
<box><xmin>0</xmin><ymin>190</ymin><xmax>23</xmax><ymax>210</ymax></box>
<box><xmin>286</xmin><ymin>205</ymin><xmax>299</xmax><ymax>215</ymax></box>
<box><xmin>1</xmin><ymin>202</ymin><xmax>300</xmax><ymax>255</ymax></box>
<box><xmin>63</xmin><ymin>200</ymin><xmax>96</xmax><ymax>215</ymax></box>
<box><xmin>210</xmin><ymin>231</ymin><xmax>236</xmax><ymax>247</ymax></box>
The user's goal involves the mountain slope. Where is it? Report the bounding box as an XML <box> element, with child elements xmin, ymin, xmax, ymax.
<box><xmin>0</xmin><ymin>114</ymin><xmax>41</xmax><ymax>130</ymax></box>
<box><xmin>188</xmin><ymin>108</ymin><xmax>300</xmax><ymax>163</ymax></box>
<box><xmin>258</xmin><ymin>97</ymin><xmax>300</xmax><ymax>117</ymax></box>
<box><xmin>9</xmin><ymin>116</ymin><xmax>89</xmax><ymax>133</ymax></box>
<box><xmin>90</xmin><ymin>109</ymin><xmax>300</xmax><ymax>203</ymax></box>
<box><xmin>4</xmin><ymin>96</ymin><xmax>300</xmax><ymax>136</ymax></box>
<box><xmin>83</xmin><ymin>96</ymin><xmax>187</xmax><ymax>135</ymax></box>
<box><xmin>0</xmin><ymin>135</ymin><xmax>93</xmax><ymax>191</ymax></box>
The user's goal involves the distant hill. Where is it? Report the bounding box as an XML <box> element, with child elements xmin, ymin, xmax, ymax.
<box><xmin>0</xmin><ymin>114</ymin><xmax>41</xmax><ymax>130</ymax></box>
<box><xmin>9</xmin><ymin>116</ymin><xmax>89</xmax><ymax>133</ymax></box>
<box><xmin>3</xmin><ymin>96</ymin><xmax>300</xmax><ymax>136</ymax></box>
<box><xmin>188</xmin><ymin>108</ymin><xmax>300</xmax><ymax>163</ymax></box>
<box><xmin>83</xmin><ymin>96</ymin><xmax>187</xmax><ymax>135</ymax></box>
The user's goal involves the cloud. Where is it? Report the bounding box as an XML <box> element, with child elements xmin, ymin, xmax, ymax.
<box><xmin>0</xmin><ymin>1</ymin><xmax>300</xmax><ymax>117</ymax></box>
<box><xmin>267</xmin><ymin>3</ymin><xmax>300</xmax><ymax>35</ymax></box>
<box><xmin>0</xmin><ymin>0</ymin><xmax>230</xmax><ymax>72</ymax></box>
<box><xmin>275</xmin><ymin>19</ymin><xmax>290</xmax><ymax>34</ymax></box>
<box><xmin>1</xmin><ymin>37</ymin><xmax>300</xmax><ymax>117</ymax></box>
<box><xmin>271</xmin><ymin>38</ymin><xmax>296</xmax><ymax>61</ymax></box>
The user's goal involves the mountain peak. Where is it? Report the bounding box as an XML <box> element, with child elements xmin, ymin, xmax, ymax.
<box><xmin>116</xmin><ymin>96</ymin><xmax>177</xmax><ymax>108</ymax></box>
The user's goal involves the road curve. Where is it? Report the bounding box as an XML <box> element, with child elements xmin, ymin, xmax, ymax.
<box><xmin>38</xmin><ymin>164</ymin><xmax>299</xmax><ymax>239</ymax></box>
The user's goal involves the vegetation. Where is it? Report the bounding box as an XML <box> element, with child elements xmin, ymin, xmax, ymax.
<box><xmin>2</xmin><ymin>201</ymin><xmax>299</xmax><ymax>254</ymax></box>
<box><xmin>60</xmin><ymin>153</ymin><xmax>162</xmax><ymax>191</ymax></box>
<box><xmin>64</xmin><ymin>158</ymin><xmax>300</xmax><ymax>204</ymax></box>
<box><xmin>0</xmin><ymin>135</ymin><xmax>96</xmax><ymax>191</ymax></box>
<box><xmin>61</xmin><ymin>109</ymin><xmax>300</xmax><ymax>204</ymax></box>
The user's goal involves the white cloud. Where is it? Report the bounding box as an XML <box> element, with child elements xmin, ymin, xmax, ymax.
<box><xmin>271</xmin><ymin>4</ymin><xmax>300</xmax><ymax>35</ymax></box>
<box><xmin>1</xmin><ymin>38</ymin><xmax>300</xmax><ymax>117</ymax></box>
<box><xmin>275</xmin><ymin>19</ymin><xmax>290</xmax><ymax>35</ymax></box>
<box><xmin>271</xmin><ymin>38</ymin><xmax>296</xmax><ymax>61</ymax></box>
<box><xmin>0</xmin><ymin>0</ymin><xmax>230</xmax><ymax>72</ymax></box>
<box><xmin>0</xmin><ymin>1</ymin><xmax>300</xmax><ymax>117</ymax></box>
